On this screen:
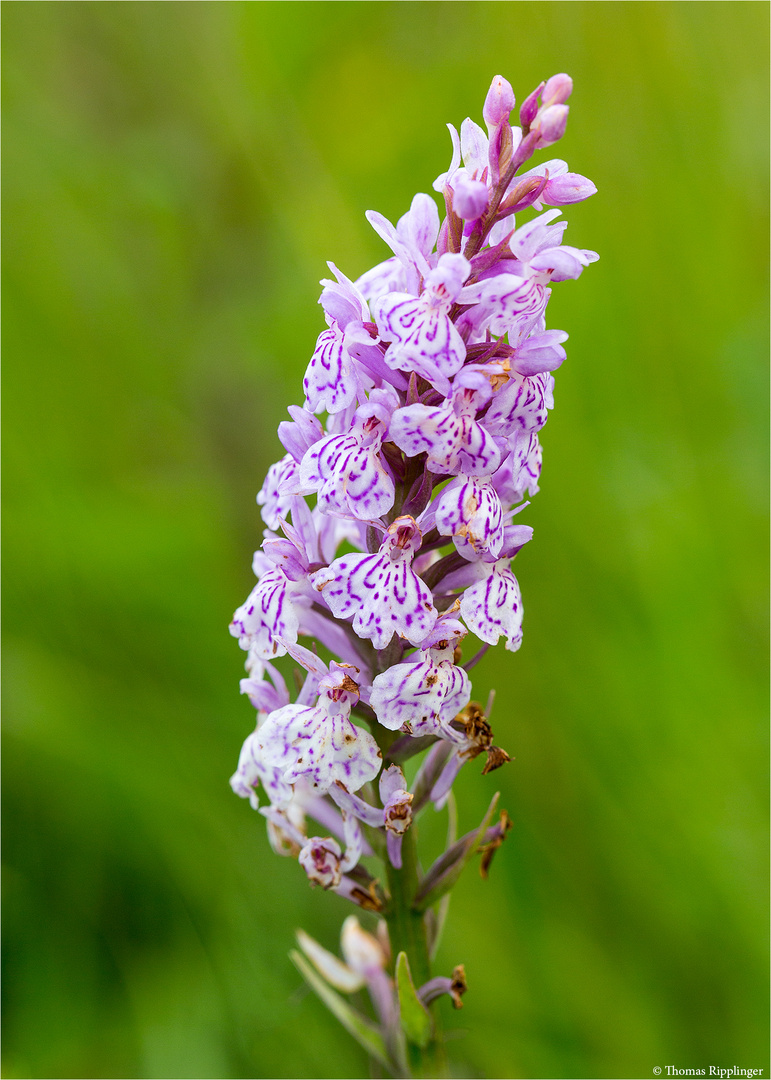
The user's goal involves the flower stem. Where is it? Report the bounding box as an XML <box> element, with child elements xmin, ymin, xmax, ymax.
<box><xmin>384</xmin><ymin>827</ymin><xmax>448</xmax><ymax>1079</ymax></box>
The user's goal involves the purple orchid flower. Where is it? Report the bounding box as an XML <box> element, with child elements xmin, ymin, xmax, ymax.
<box><xmin>310</xmin><ymin>516</ymin><xmax>438</xmax><ymax>650</ymax></box>
<box><xmin>389</xmin><ymin>369</ymin><xmax>501</xmax><ymax>477</ymax></box>
<box><xmin>228</xmin><ymin>72</ymin><xmax>597</xmax><ymax>1067</ymax></box>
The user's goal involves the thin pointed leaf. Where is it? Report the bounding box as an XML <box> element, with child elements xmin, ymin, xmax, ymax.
<box><xmin>395</xmin><ymin>952</ymin><xmax>433</xmax><ymax>1048</ymax></box>
<box><xmin>413</xmin><ymin>792</ymin><xmax>500</xmax><ymax>911</ymax></box>
<box><xmin>290</xmin><ymin>950</ymin><xmax>391</xmax><ymax>1069</ymax></box>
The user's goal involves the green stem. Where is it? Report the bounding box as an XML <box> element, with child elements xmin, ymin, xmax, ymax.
<box><xmin>385</xmin><ymin>827</ymin><xmax>431</xmax><ymax>986</ymax></box>
<box><xmin>384</xmin><ymin>828</ymin><xmax>448</xmax><ymax>1079</ymax></box>
<box><xmin>372</xmin><ymin>669</ymin><xmax>448</xmax><ymax>1077</ymax></box>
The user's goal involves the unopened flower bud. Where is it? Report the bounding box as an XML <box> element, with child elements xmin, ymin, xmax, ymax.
<box><xmin>532</xmin><ymin>104</ymin><xmax>569</xmax><ymax>147</ymax></box>
<box><xmin>340</xmin><ymin>915</ymin><xmax>386</xmax><ymax>976</ymax></box>
<box><xmin>453</xmin><ymin>173</ymin><xmax>489</xmax><ymax>221</ymax></box>
<box><xmin>542</xmin><ymin>72</ymin><xmax>573</xmax><ymax>107</ymax></box>
<box><xmin>299</xmin><ymin>837</ymin><xmax>342</xmax><ymax>888</ymax></box>
<box><xmin>483</xmin><ymin>75</ymin><xmax>515</xmax><ymax>128</ymax></box>
<box><xmin>519</xmin><ymin>81</ymin><xmax>545</xmax><ymax>128</ymax></box>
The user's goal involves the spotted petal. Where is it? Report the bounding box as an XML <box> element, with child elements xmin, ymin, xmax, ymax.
<box><xmin>258</xmin><ymin>703</ymin><xmax>381</xmax><ymax>796</ymax></box>
<box><xmin>300</xmin><ymin>432</ymin><xmax>394</xmax><ymax>522</ymax></box>
<box><xmin>460</xmin><ymin>560</ymin><xmax>524</xmax><ymax>651</ymax></box>
<box><xmin>389</xmin><ymin>373</ymin><xmax>500</xmax><ymax>477</ymax></box>
<box><xmin>374</xmin><ymin>293</ymin><xmax>466</xmax><ymax>395</ymax></box>
<box><xmin>303</xmin><ymin>323</ymin><xmax>363</xmax><ymax>416</ymax></box>
<box><xmin>230</xmin><ymin>728</ymin><xmax>294</xmax><ymax>810</ymax></box>
<box><xmin>311</xmin><ymin>516</ymin><xmax>437</xmax><ymax>649</ymax></box>
<box><xmin>369</xmin><ymin>654</ymin><xmax>471</xmax><ymax>734</ymax></box>
<box><xmin>434</xmin><ymin>476</ymin><xmax>504</xmax><ymax>560</ymax></box>
<box><xmin>229</xmin><ymin>569</ymin><xmax>305</xmax><ymax>658</ymax></box>
<box><xmin>484</xmin><ymin>372</ymin><xmax>555</xmax><ymax>437</ymax></box>
<box><xmin>460</xmin><ymin>272</ymin><xmax>548</xmax><ymax>343</ymax></box>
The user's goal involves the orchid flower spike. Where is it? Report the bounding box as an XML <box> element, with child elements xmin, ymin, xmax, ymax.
<box><xmin>230</xmin><ymin>71</ymin><xmax>597</xmax><ymax>1077</ymax></box>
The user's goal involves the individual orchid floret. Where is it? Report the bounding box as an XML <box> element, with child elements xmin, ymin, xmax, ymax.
<box><xmin>277</xmin><ymin>404</ymin><xmax>324</xmax><ymax>464</ymax></box>
<box><xmin>484</xmin><ymin>371</ymin><xmax>555</xmax><ymax>438</ymax></box>
<box><xmin>298</xmin><ymin>919</ymin><xmax>384</xmax><ymax>993</ymax></box>
<box><xmin>318</xmin><ymin>262</ymin><xmax>370</xmax><ymax>328</ymax></box>
<box><xmin>366</xmin><ymin>615</ymin><xmax>469</xmax><ymax>736</ymax></box>
<box><xmin>457</xmin><ymin>272</ymin><xmax>548</xmax><ymax>344</ymax></box>
<box><xmin>298</xmin><ymin>395</ymin><xmax>395</xmax><ymax>522</ymax></box>
<box><xmin>459</xmin><ymin>557</ymin><xmax>526</xmax><ymax>651</ymax></box>
<box><xmin>541</xmin><ymin>73</ymin><xmax>573</xmax><ymax>108</ymax></box>
<box><xmin>419</xmin><ymin>965</ymin><xmax>468</xmax><ymax>1010</ymax></box>
<box><xmin>507</xmin><ymin>209</ymin><xmax>599</xmax><ymax>284</ymax></box>
<box><xmin>255</xmin><ymin>663</ymin><xmax>381</xmax><ymax>799</ymax></box>
<box><xmin>311</xmin><ymin>516</ymin><xmax>438</xmax><ymax>649</ymax></box>
<box><xmin>433</xmin><ymin>476</ymin><xmax>505</xmax><ymax>561</ymax></box>
<box><xmin>297</xmin><ymin>918</ymin><xmax>395</xmax><ymax>1030</ymax></box>
<box><xmin>263</xmin><ymin>799</ymin><xmax>306</xmax><ymax>858</ymax></box>
<box><xmin>489</xmin><ymin>431</ymin><xmax>541</xmax><ymax>502</ymax></box>
<box><xmin>451</xmin><ymin>169</ymin><xmax>489</xmax><ymax>221</ymax></box>
<box><xmin>519</xmin><ymin>81</ymin><xmax>544</xmax><ymax>129</ymax></box>
<box><xmin>509</xmin><ymin>329</ymin><xmax>568</xmax><ymax>376</ymax></box>
<box><xmin>303</xmin><ymin>322</ymin><xmax>366</xmax><ymax>415</ymax></box>
<box><xmin>257</xmin><ymin>454</ymin><xmax>299</xmax><ymax>530</ymax></box>
<box><xmin>229</xmin><ymin>565</ymin><xmax>307</xmax><ymax>659</ymax></box>
<box><xmin>389</xmin><ymin>369</ymin><xmax>501</xmax><ymax>477</ymax></box>
<box><xmin>519</xmin><ymin>159</ymin><xmax>597</xmax><ymax>210</ymax></box>
<box><xmin>373</xmin><ymin>253</ymin><xmax>470</xmax><ymax>396</ymax></box>
<box><xmin>239</xmin><ymin>653</ymin><xmax>290</xmax><ymax>715</ymax></box>
<box><xmin>364</xmin><ymin>193</ymin><xmax>440</xmax><ymax>300</ymax></box>
<box><xmin>531</xmin><ymin>104</ymin><xmax>569</xmax><ymax>148</ymax></box>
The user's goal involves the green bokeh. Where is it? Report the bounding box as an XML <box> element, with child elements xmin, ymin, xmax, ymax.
<box><xmin>2</xmin><ymin>3</ymin><xmax>767</xmax><ymax>1078</ymax></box>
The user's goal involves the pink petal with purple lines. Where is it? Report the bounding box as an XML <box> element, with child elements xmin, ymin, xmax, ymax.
<box><xmin>460</xmin><ymin>560</ymin><xmax>524</xmax><ymax>651</ymax></box>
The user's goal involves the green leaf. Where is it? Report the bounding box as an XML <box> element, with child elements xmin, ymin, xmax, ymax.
<box><xmin>289</xmin><ymin>950</ymin><xmax>391</xmax><ymax>1069</ymax></box>
<box><xmin>413</xmin><ymin>792</ymin><xmax>500</xmax><ymax>912</ymax></box>
<box><xmin>395</xmin><ymin>951</ymin><xmax>433</xmax><ymax>1048</ymax></box>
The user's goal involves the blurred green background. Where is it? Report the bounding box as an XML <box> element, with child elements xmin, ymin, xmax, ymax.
<box><xmin>3</xmin><ymin>2</ymin><xmax>768</xmax><ymax>1078</ymax></box>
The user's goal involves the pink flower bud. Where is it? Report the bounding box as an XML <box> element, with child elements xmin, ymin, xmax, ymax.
<box><xmin>519</xmin><ymin>81</ymin><xmax>544</xmax><ymax>128</ymax></box>
<box><xmin>483</xmin><ymin>75</ymin><xmax>515</xmax><ymax>128</ymax></box>
<box><xmin>542</xmin><ymin>73</ymin><xmax>573</xmax><ymax>108</ymax></box>
<box><xmin>453</xmin><ymin>172</ymin><xmax>489</xmax><ymax>221</ymax></box>
<box><xmin>542</xmin><ymin>172</ymin><xmax>597</xmax><ymax>206</ymax></box>
<box><xmin>532</xmin><ymin>104</ymin><xmax>569</xmax><ymax>147</ymax></box>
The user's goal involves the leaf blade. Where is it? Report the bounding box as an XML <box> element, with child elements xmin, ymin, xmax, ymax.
<box><xmin>395</xmin><ymin>951</ymin><xmax>433</xmax><ymax>1049</ymax></box>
